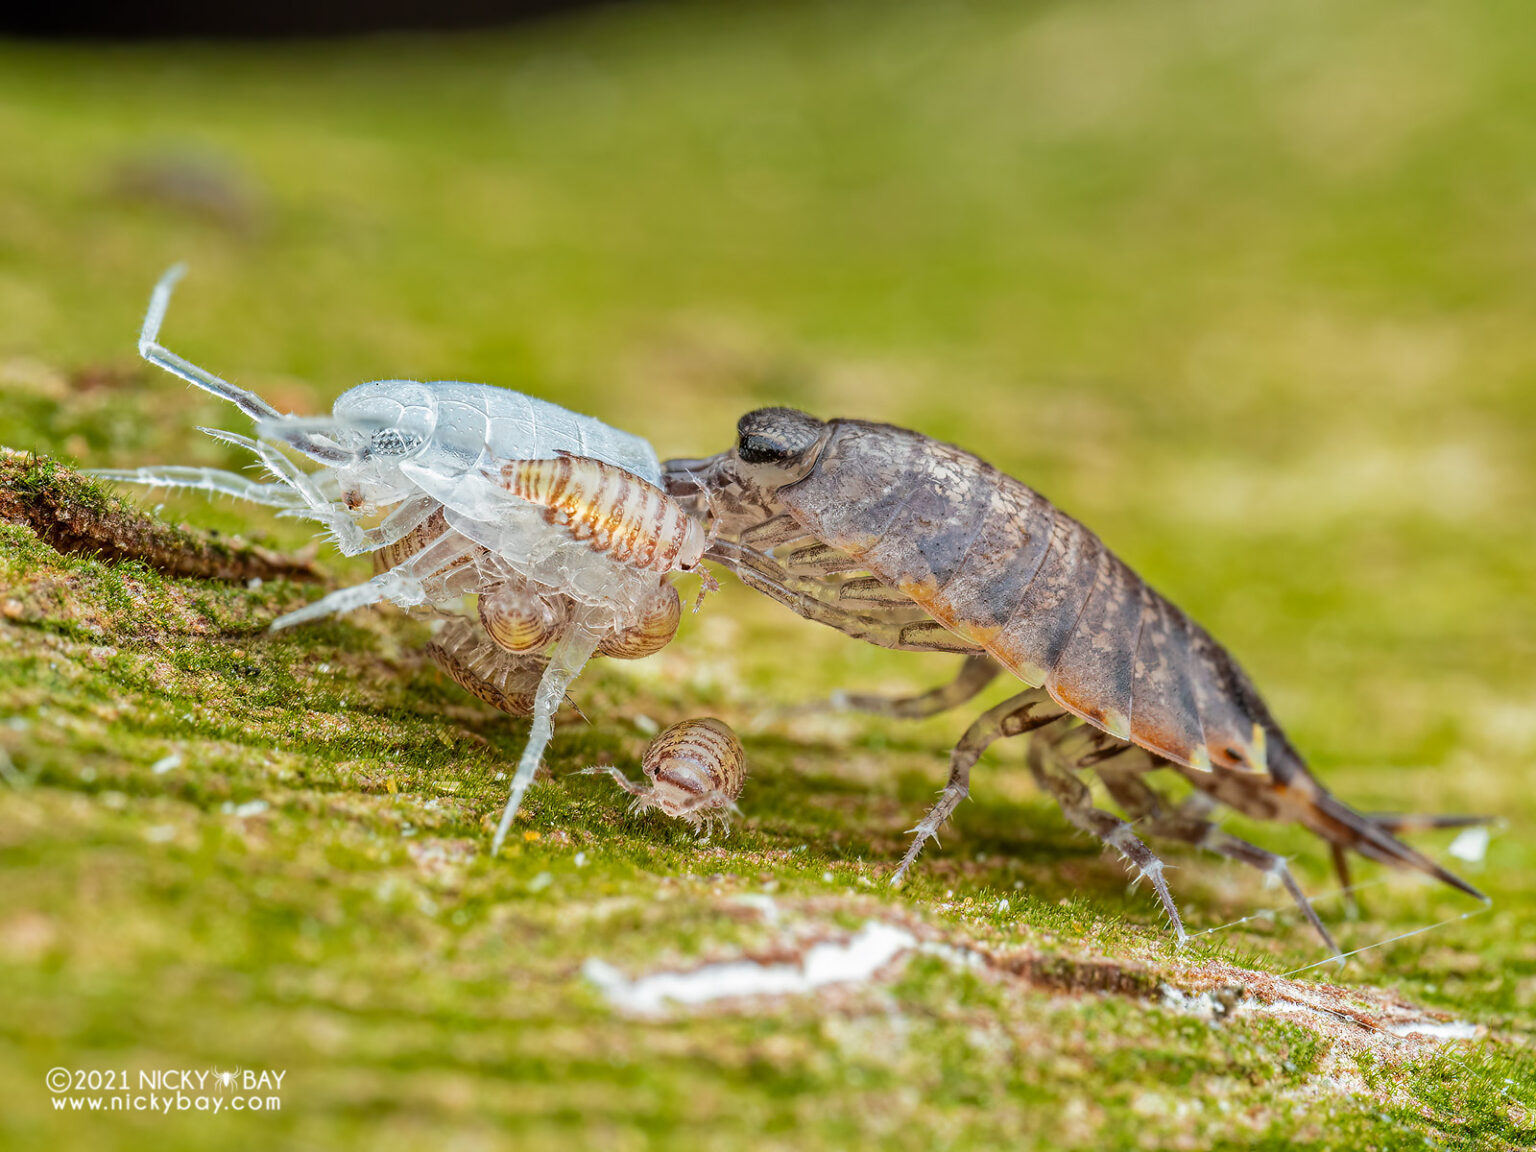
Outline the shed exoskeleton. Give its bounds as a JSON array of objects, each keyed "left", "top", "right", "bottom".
[
  {"left": 93, "top": 266, "right": 709, "bottom": 853},
  {"left": 663, "top": 407, "right": 1485, "bottom": 949}
]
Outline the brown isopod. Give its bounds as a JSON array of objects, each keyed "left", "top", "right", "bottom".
[
  {"left": 581, "top": 717, "right": 746, "bottom": 836},
  {"left": 597, "top": 581, "right": 682, "bottom": 660},
  {"left": 663, "top": 408, "right": 1486, "bottom": 950}
]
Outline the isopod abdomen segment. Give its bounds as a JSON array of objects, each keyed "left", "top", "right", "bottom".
[{"left": 582, "top": 717, "right": 746, "bottom": 836}]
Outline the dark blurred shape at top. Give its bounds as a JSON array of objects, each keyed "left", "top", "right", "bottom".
[{"left": 4, "top": 0, "right": 625, "bottom": 39}]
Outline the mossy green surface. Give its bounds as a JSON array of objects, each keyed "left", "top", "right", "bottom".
[{"left": 1, "top": 1, "right": 1533, "bottom": 1148}]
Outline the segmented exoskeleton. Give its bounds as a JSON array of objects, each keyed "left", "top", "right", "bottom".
[
  {"left": 499, "top": 452, "right": 714, "bottom": 581},
  {"left": 663, "top": 408, "right": 1485, "bottom": 948},
  {"left": 92, "top": 267, "right": 706, "bottom": 853},
  {"left": 582, "top": 717, "right": 746, "bottom": 837}
]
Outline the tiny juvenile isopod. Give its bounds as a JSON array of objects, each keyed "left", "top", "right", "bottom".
[
  {"left": 597, "top": 582, "right": 682, "bottom": 660},
  {"left": 498, "top": 451, "right": 717, "bottom": 590},
  {"left": 582, "top": 717, "right": 746, "bottom": 836},
  {"left": 479, "top": 580, "right": 572, "bottom": 654}
]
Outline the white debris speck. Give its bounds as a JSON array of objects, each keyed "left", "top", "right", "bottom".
[
  {"left": 821, "top": 871, "right": 834, "bottom": 883},
  {"left": 996, "top": 898, "right": 1009, "bottom": 914},
  {"left": 529, "top": 871, "right": 554, "bottom": 893},
  {"left": 246, "top": 577, "right": 263, "bottom": 590},
  {"left": 632, "top": 714, "right": 660, "bottom": 737},
  {"left": 573, "top": 852, "right": 587, "bottom": 868},
  {"left": 1383, "top": 1018, "right": 1481, "bottom": 1041},
  {"left": 151, "top": 752, "right": 182, "bottom": 775},
  {"left": 732, "top": 894, "right": 780, "bottom": 924},
  {"left": 1448, "top": 826, "right": 1490, "bottom": 864},
  {"left": 584, "top": 921, "right": 917, "bottom": 1016},
  {"left": 316, "top": 663, "right": 331, "bottom": 674},
  {"left": 231, "top": 800, "right": 268, "bottom": 818}
]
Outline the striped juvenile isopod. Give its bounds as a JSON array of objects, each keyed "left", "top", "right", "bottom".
[
  {"left": 425, "top": 616, "right": 547, "bottom": 718},
  {"left": 479, "top": 580, "right": 573, "bottom": 654},
  {"left": 498, "top": 451, "right": 717, "bottom": 595},
  {"left": 662, "top": 408, "right": 1486, "bottom": 950},
  {"left": 597, "top": 581, "right": 682, "bottom": 660},
  {"left": 582, "top": 717, "right": 746, "bottom": 836}
]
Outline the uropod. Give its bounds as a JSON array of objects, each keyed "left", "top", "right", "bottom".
[
  {"left": 94, "top": 267, "right": 712, "bottom": 851},
  {"left": 663, "top": 408, "right": 1486, "bottom": 949}
]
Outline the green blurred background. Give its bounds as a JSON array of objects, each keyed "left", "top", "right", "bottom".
[{"left": 1, "top": 1, "right": 1533, "bottom": 1148}]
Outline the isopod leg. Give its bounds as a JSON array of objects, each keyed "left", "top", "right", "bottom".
[
  {"left": 715, "top": 542, "right": 980, "bottom": 654},
  {"left": 577, "top": 765, "right": 650, "bottom": 798},
  {"left": 138, "top": 265, "right": 348, "bottom": 464},
  {"left": 199, "top": 426, "right": 372, "bottom": 553},
  {"left": 1026, "top": 737, "right": 1188, "bottom": 944},
  {"left": 889, "top": 687, "right": 1060, "bottom": 886},
  {"left": 738, "top": 516, "right": 808, "bottom": 548},
  {"left": 88, "top": 465, "right": 306, "bottom": 508},
  {"left": 1329, "top": 845, "right": 1357, "bottom": 917},
  {"left": 491, "top": 616, "right": 604, "bottom": 855},
  {"left": 1097, "top": 768, "right": 1340, "bottom": 953},
  {"left": 270, "top": 529, "right": 486, "bottom": 630},
  {"left": 834, "top": 654, "right": 1002, "bottom": 720},
  {"left": 780, "top": 541, "right": 868, "bottom": 576}
]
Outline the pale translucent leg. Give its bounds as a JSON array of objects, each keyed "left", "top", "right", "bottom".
[
  {"left": 270, "top": 528, "right": 485, "bottom": 630},
  {"left": 362, "top": 493, "right": 441, "bottom": 551},
  {"left": 87, "top": 465, "right": 306, "bottom": 508},
  {"left": 199, "top": 427, "right": 371, "bottom": 555},
  {"left": 203, "top": 427, "right": 439, "bottom": 556},
  {"left": 890, "top": 688, "right": 1062, "bottom": 884},
  {"left": 137, "top": 265, "right": 348, "bottom": 464},
  {"left": 491, "top": 611, "right": 603, "bottom": 854}
]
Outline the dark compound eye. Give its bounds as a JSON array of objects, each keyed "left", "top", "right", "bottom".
[{"left": 736, "top": 407, "right": 825, "bottom": 465}]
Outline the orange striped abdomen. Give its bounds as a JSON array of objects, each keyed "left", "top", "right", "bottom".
[{"left": 500, "top": 452, "right": 706, "bottom": 574}]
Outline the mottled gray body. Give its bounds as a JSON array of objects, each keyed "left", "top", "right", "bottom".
[{"left": 664, "top": 407, "right": 1482, "bottom": 948}]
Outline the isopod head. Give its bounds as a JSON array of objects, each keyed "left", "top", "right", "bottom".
[
  {"left": 479, "top": 582, "right": 571, "bottom": 653},
  {"left": 260, "top": 380, "right": 442, "bottom": 512},
  {"left": 733, "top": 408, "right": 828, "bottom": 483},
  {"left": 598, "top": 581, "right": 682, "bottom": 660}
]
